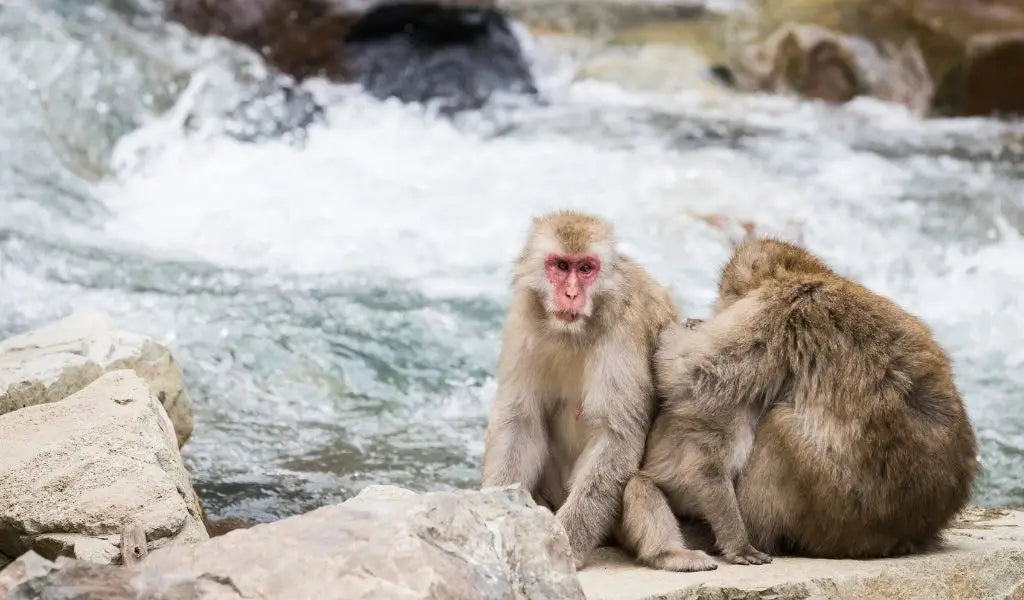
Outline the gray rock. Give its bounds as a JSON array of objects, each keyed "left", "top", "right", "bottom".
[
  {"left": 6, "top": 486, "right": 584, "bottom": 599},
  {"left": 0, "top": 552, "right": 58, "bottom": 599},
  {"left": 0, "top": 309, "right": 193, "bottom": 446},
  {"left": 0, "top": 371, "right": 208, "bottom": 564}
]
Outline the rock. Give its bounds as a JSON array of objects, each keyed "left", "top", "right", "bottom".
[
  {"left": 0, "top": 309, "right": 193, "bottom": 446},
  {"left": 169, "top": 0, "right": 536, "bottom": 112},
  {"left": 0, "top": 371, "right": 208, "bottom": 564},
  {"left": 953, "top": 33, "right": 1024, "bottom": 116},
  {"left": 0, "top": 552, "right": 58, "bottom": 599},
  {"left": 203, "top": 517, "right": 259, "bottom": 538},
  {"left": 5, "top": 486, "right": 584, "bottom": 599},
  {"left": 725, "top": 0, "right": 1024, "bottom": 116},
  {"left": 343, "top": 2, "right": 537, "bottom": 112},
  {"left": 498, "top": 0, "right": 704, "bottom": 36},
  {"left": 578, "top": 507, "right": 1024, "bottom": 600},
  {"left": 220, "top": 74, "right": 324, "bottom": 144},
  {"left": 578, "top": 44, "right": 728, "bottom": 96},
  {"left": 732, "top": 21, "right": 934, "bottom": 113},
  {"left": 575, "top": 14, "right": 735, "bottom": 97},
  {"left": 169, "top": 0, "right": 357, "bottom": 80}
]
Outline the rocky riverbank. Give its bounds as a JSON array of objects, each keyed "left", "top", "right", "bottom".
[{"left": 1, "top": 311, "right": 1023, "bottom": 598}]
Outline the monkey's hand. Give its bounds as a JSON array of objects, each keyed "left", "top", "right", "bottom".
[
  {"left": 682, "top": 318, "right": 704, "bottom": 330},
  {"left": 556, "top": 509, "right": 590, "bottom": 570},
  {"left": 722, "top": 545, "right": 773, "bottom": 565}
]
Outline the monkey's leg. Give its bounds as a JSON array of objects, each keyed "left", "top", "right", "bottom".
[
  {"left": 686, "top": 471, "right": 772, "bottom": 565},
  {"left": 735, "top": 414, "right": 804, "bottom": 555},
  {"left": 620, "top": 473, "right": 717, "bottom": 572}
]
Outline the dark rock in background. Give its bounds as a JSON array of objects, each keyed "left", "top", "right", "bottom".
[
  {"left": 168, "top": 0, "right": 536, "bottom": 112},
  {"left": 344, "top": 3, "right": 536, "bottom": 111},
  {"left": 222, "top": 75, "right": 325, "bottom": 142},
  {"left": 168, "top": 0, "right": 355, "bottom": 79}
]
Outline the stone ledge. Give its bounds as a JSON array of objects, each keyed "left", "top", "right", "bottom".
[{"left": 578, "top": 508, "right": 1024, "bottom": 599}]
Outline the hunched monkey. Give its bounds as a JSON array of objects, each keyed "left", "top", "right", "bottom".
[
  {"left": 481, "top": 211, "right": 704, "bottom": 569},
  {"left": 622, "top": 238, "right": 978, "bottom": 570}
]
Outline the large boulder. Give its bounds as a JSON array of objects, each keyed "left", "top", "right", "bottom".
[
  {"left": 0, "top": 309, "right": 193, "bottom": 446},
  {"left": 2, "top": 486, "right": 584, "bottom": 599},
  {"left": 343, "top": 2, "right": 537, "bottom": 112},
  {"left": 0, "top": 371, "right": 208, "bottom": 565},
  {"left": 168, "top": 0, "right": 537, "bottom": 112}
]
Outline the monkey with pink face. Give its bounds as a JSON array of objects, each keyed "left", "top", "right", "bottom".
[{"left": 482, "top": 211, "right": 713, "bottom": 571}]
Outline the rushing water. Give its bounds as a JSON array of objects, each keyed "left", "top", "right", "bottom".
[{"left": 2, "top": 1, "right": 1023, "bottom": 521}]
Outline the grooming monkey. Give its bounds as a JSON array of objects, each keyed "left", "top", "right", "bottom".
[
  {"left": 622, "top": 238, "right": 978, "bottom": 570},
  {"left": 482, "top": 211, "right": 695, "bottom": 569}
]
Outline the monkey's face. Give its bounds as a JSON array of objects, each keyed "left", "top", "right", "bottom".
[{"left": 542, "top": 252, "right": 601, "bottom": 333}]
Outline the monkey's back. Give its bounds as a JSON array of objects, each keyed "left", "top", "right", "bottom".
[{"left": 744, "top": 272, "right": 978, "bottom": 558}]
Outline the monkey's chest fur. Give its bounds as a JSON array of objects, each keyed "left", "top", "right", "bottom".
[{"left": 532, "top": 343, "right": 595, "bottom": 505}]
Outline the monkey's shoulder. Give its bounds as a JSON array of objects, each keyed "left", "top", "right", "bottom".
[
  {"left": 759, "top": 274, "right": 950, "bottom": 369},
  {"left": 613, "top": 256, "right": 678, "bottom": 334}
]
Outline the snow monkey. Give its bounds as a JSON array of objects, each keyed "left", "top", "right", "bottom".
[
  {"left": 481, "top": 211, "right": 680, "bottom": 569},
  {"left": 621, "top": 238, "right": 978, "bottom": 570}
]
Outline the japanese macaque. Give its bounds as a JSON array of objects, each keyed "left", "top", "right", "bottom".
[
  {"left": 621, "top": 238, "right": 978, "bottom": 570},
  {"left": 481, "top": 211, "right": 679, "bottom": 569}
]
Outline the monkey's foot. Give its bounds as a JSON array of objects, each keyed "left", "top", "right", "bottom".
[
  {"left": 722, "top": 545, "right": 772, "bottom": 565},
  {"left": 648, "top": 549, "right": 718, "bottom": 572},
  {"left": 570, "top": 549, "right": 588, "bottom": 571}
]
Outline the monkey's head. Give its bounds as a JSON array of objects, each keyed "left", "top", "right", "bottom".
[
  {"left": 716, "top": 238, "right": 831, "bottom": 311},
  {"left": 515, "top": 211, "right": 618, "bottom": 335}
]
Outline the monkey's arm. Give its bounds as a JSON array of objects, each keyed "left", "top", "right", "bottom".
[
  {"left": 481, "top": 370, "right": 548, "bottom": 492},
  {"left": 557, "top": 344, "right": 652, "bottom": 566}
]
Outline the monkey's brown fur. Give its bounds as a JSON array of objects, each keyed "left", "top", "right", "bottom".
[
  {"left": 621, "top": 238, "right": 978, "bottom": 570},
  {"left": 482, "top": 211, "right": 696, "bottom": 569}
]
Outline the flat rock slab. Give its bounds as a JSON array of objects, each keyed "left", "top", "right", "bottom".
[
  {"left": 579, "top": 508, "right": 1024, "bottom": 599},
  {"left": 0, "top": 370, "right": 207, "bottom": 564},
  {"left": 0, "top": 309, "right": 193, "bottom": 446}
]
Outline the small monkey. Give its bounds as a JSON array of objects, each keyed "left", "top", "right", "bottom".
[
  {"left": 481, "top": 211, "right": 698, "bottom": 569},
  {"left": 622, "top": 238, "right": 977, "bottom": 570}
]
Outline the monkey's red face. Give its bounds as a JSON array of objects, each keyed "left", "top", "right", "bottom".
[{"left": 544, "top": 253, "right": 601, "bottom": 324}]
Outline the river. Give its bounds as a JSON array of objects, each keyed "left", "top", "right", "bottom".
[{"left": 1, "top": 0, "right": 1022, "bottom": 521}]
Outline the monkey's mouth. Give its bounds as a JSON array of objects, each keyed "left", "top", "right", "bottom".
[{"left": 553, "top": 310, "right": 582, "bottom": 323}]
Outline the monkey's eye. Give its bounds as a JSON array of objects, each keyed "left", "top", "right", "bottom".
[
  {"left": 579, "top": 263, "right": 592, "bottom": 274},
  {"left": 557, "top": 260, "right": 570, "bottom": 271}
]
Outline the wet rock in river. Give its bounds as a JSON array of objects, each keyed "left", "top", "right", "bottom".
[
  {"left": 222, "top": 74, "right": 325, "bottom": 143},
  {"left": 0, "top": 309, "right": 194, "bottom": 447},
  {"left": 0, "top": 371, "right": 207, "bottom": 565},
  {"left": 168, "top": 0, "right": 355, "bottom": 79},
  {"left": 169, "top": 0, "right": 536, "bottom": 112},
  {"left": 3, "top": 486, "right": 583, "bottom": 599},
  {"left": 344, "top": 3, "right": 537, "bottom": 111},
  {"left": 950, "top": 33, "right": 1024, "bottom": 116}
]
